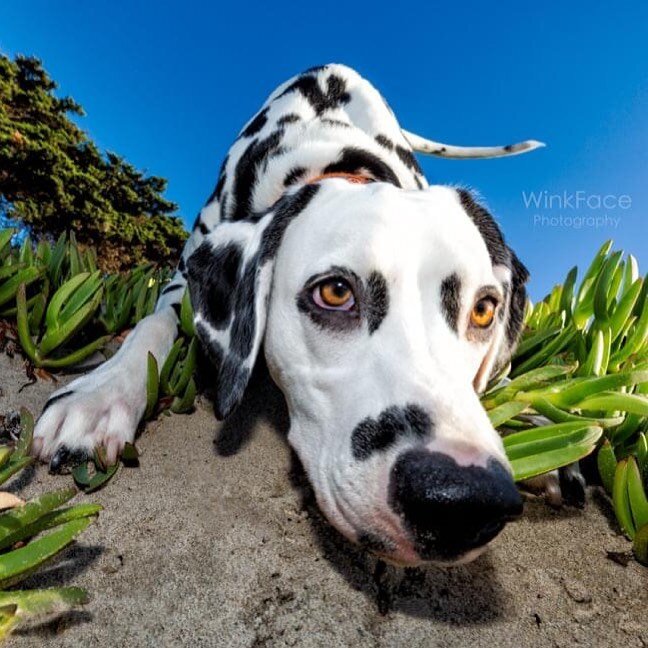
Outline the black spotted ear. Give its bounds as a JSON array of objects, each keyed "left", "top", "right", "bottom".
[
  {"left": 505, "top": 248, "right": 530, "bottom": 351},
  {"left": 457, "top": 189, "right": 530, "bottom": 385},
  {"left": 186, "top": 183, "right": 320, "bottom": 419}
]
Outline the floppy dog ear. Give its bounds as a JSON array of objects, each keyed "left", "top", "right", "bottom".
[
  {"left": 458, "top": 189, "right": 529, "bottom": 390},
  {"left": 186, "top": 184, "right": 320, "bottom": 419}
]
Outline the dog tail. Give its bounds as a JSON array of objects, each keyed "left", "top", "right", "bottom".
[{"left": 401, "top": 129, "right": 545, "bottom": 159}]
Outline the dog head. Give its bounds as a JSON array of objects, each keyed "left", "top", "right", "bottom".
[{"left": 187, "top": 180, "right": 527, "bottom": 566}]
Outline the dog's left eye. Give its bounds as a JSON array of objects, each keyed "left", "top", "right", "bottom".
[
  {"left": 312, "top": 279, "right": 356, "bottom": 310},
  {"left": 470, "top": 297, "right": 497, "bottom": 328}
]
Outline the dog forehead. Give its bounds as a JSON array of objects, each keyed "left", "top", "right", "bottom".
[{"left": 274, "top": 181, "right": 495, "bottom": 283}]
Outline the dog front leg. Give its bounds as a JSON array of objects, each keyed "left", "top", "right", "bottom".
[{"left": 32, "top": 305, "right": 179, "bottom": 471}]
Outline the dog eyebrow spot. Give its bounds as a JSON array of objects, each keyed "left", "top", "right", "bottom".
[
  {"left": 283, "top": 166, "right": 307, "bottom": 187},
  {"left": 323, "top": 147, "right": 402, "bottom": 187},
  {"left": 440, "top": 273, "right": 462, "bottom": 333},
  {"left": 374, "top": 134, "right": 394, "bottom": 150},
  {"left": 351, "top": 405, "right": 432, "bottom": 461},
  {"left": 277, "top": 113, "right": 301, "bottom": 125},
  {"left": 161, "top": 283, "right": 183, "bottom": 296},
  {"left": 366, "top": 271, "right": 389, "bottom": 334},
  {"left": 239, "top": 107, "right": 269, "bottom": 139}
]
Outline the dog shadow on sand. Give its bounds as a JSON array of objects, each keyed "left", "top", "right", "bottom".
[{"left": 211, "top": 359, "right": 511, "bottom": 624}]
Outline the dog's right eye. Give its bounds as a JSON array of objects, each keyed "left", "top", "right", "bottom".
[{"left": 312, "top": 279, "right": 356, "bottom": 311}]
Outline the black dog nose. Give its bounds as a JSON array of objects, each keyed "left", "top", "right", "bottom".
[{"left": 389, "top": 449, "right": 523, "bottom": 560}]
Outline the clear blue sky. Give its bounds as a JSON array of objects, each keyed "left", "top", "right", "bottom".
[{"left": 2, "top": 1, "right": 647, "bottom": 299}]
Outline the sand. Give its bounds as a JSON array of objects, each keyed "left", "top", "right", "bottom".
[{"left": 0, "top": 351, "right": 646, "bottom": 647}]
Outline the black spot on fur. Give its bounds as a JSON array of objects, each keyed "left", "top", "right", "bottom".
[
  {"left": 366, "top": 271, "right": 389, "bottom": 334},
  {"left": 324, "top": 147, "right": 401, "bottom": 187},
  {"left": 259, "top": 183, "right": 320, "bottom": 262},
  {"left": 196, "top": 220, "right": 209, "bottom": 235},
  {"left": 458, "top": 190, "right": 510, "bottom": 266},
  {"left": 499, "top": 282, "right": 510, "bottom": 322},
  {"left": 214, "top": 355, "right": 250, "bottom": 420},
  {"left": 220, "top": 192, "right": 229, "bottom": 221},
  {"left": 229, "top": 254, "right": 259, "bottom": 359},
  {"left": 375, "top": 134, "right": 394, "bottom": 150},
  {"left": 278, "top": 73, "right": 351, "bottom": 115},
  {"left": 240, "top": 107, "right": 269, "bottom": 138},
  {"left": 178, "top": 257, "right": 186, "bottom": 274},
  {"left": 351, "top": 405, "right": 432, "bottom": 461},
  {"left": 187, "top": 242, "right": 242, "bottom": 331},
  {"left": 42, "top": 391, "right": 74, "bottom": 414},
  {"left": 161, "top": 283, "right": 183, "bottom": 296},
  {"left": 213, "top": 175, "right": 226, "bottom": 201},
  {"left": 269, "top": 146, "right": 288, "bottom": 159},
  {"left": 283, "top": 166, "right": 307, "bottom": 187},
  {"left": 231, "top": 130, "right": 285, "bottom": 221},
  {"left": 321, "top": 118, "right": 350, "bottom": 127},
  {"left": 395, "top": 145, "right": 423, "bottom": 175},
  {"left": 507, "top": 252, "right": 529, "bottom": 346},
  {"left": 440, "top": 273, "right": 461, "bottom": 333},
  {"left": 195, "top": 322, "right": 224, "bottom": 368},
  {"left": 277, "top": 113, "right": 301, "bottom": 125}
]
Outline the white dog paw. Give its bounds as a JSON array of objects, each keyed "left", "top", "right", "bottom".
[{"left": 32, "top": 370, "right": 145, "bottom": 472}]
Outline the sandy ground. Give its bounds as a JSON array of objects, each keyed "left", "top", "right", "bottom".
[{"left": 0, "top": 351, "right": 647, "bottom": 648}]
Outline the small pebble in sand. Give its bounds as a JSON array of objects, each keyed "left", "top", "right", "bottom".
[{"left": 561, "top": 577, "right": 592, "bottom": 603}]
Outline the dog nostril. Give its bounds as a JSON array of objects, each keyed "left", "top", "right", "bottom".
[{"left": 388, "top": 449, "right": 522, "bottom": 560}]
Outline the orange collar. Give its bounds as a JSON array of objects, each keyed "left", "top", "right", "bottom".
[{"left": 307, "top": 172, "right": 374, "bottom": 185}]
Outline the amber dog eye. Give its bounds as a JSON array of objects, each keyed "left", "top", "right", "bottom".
[
  {"left": 313, "top": 279, "right": 355, "bottom": 311},
  {"left": 471, "top": 297, "right": 496, "bottom": 328}
]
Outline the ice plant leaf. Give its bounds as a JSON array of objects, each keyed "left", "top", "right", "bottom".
[
  {"left": 0, "top": 488, "right": 77, "bottom": 550},
  {"left": 627, "top": 456, "right": 648, "bottom": 531},
  {"left": 0, "top": 266, "right": 43, "bottom": 308},
  {"left": 597, "top": 440, "right": 617, "bottom": 495},
  {"left": 633, "top": 524, "right": 648, "bottom": 565},
  {"left": 15, "top": 284, "right": 38, "bottom": 364},
  {"left": 487, "top": 401, "right": 527, "bottom": 428},
  {"left": 0, "top": 504, "right": 102, "bottom": 552},
  {"left": 180, "top": 288, "right": 195, "bottom": 337},
  {"left": 16, "top": 408, "right": 35, "bottom": 458},
  {"left": 44, "top": 272, "right": 89, "bottom": 332},
  {"left": 0, "top": 587, "right": 89, "bottom": 618},
  {"left": 39, "top": 286, "right": 104, "bottom": 356},
  {"left": 613, "top": 459, "right": 635, "bottom": 539},
  {"left": 0, "top": 517, "right": 96, "bottom": 588}
]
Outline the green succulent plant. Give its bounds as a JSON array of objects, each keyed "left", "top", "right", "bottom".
[
  {"left": 0, "top": 409, "right": 99, "bottom": 641},
  {"left": 1, "top": 227, "right": 647, "bottom": 564},
  {"left": 483, "top": 241, "right": 648, "bottom": 563}
]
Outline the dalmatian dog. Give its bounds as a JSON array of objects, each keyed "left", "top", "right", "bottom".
[{"left": 32, "top": 64, "right": 545, "bottom": 566}]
